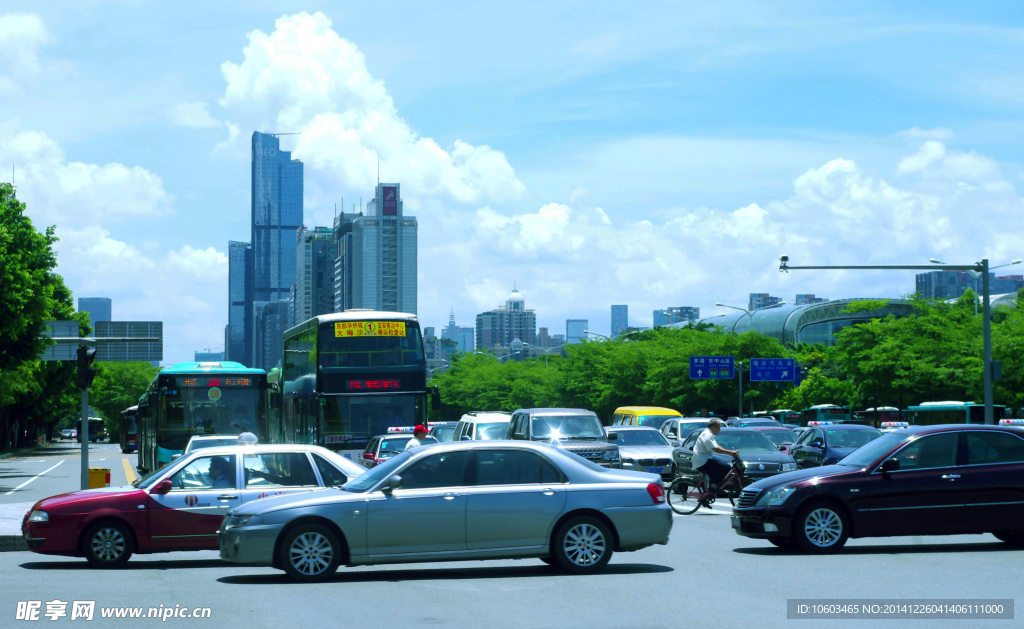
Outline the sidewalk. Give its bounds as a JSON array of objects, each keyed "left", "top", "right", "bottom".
[
  {"left": 0, "top": 442, "right": 48, "bottom": 461},
  {"left": 0, "top": 502, "right": 31, "bottom": 552}
]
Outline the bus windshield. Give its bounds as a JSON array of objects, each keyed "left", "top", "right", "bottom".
[
  {"left": 319, "top": 321, "right": 424, "bottom": 368},
  {"left": 160, "top": 375, "right": 262, "bottom": 450},
  {"left": 318, "top": 394, "right": 425, "bottom": 448}
]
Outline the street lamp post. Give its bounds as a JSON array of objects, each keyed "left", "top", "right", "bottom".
[
  {"left": 713, "top": 301, "right": 786, "bottom": 419},
  {"left": 523, "top": 343, "right": 562, "bottom": 369},
  {"left": 780, "top": 256, "right": 1001, "bottom": 424},
  {"left": 930, "top": 258, "right": 1021, "bottom": 317},
  {"left": 582, "top": 330, "right": 610, "bottom": 341}
]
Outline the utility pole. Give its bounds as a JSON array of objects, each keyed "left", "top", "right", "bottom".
[
  {"left": 77, "top": 346, "right": 98, "bottom": 489},
  {"left": 737, "top": 362, "right": 743, "bottom": 418}
]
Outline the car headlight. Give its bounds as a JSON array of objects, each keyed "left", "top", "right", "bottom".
[
  {"left": 755, "top": 486, "right": 796, "bottom": 506},
  {"left": 602, "top": 450, "right": 618, "bottom": 461},
  {"left": 233, "top": 515, "right": 262, "bottom": 528},
  {"left": 28, "top": 510, "right": 48, "bottom": 523},
  {"left": 782, "top": 463, "right": 798, "bottom": 472},
  {"left": 621, "top": 458, "right": 636, "bottom": 467}
]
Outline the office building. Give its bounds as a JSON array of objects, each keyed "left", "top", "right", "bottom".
[
  {"left": 611, "top": 305, "right": 628, "bottom": 337},
  {"left": 749, "top": 293, "right": 783, "bottom": 311},
  {"left": 252, "top": 132, "right": 303, "bottom": 306},
  {"left": 294, "top": 226, "right": 336, "bottom": 324},
  {"left": 336, "top": 184, "right": 417, "bottom": 313},
  {"left": 442, "top": 310, "right": 475, "bottom": 353},
  {"left": 253, "top": 300, "right": 289, "bottom": 371},
  {"left": 475, "top": 288, "right": 537, "bottom": 349},
  {"left": 537, "top": 327, "right": 563, "bottom": 349},
  {"left": 917, "top": 270, "right": 1024, "bottom": 300},
  {"left": 226, "top": 241, "right": 253, "bottom": 366},
  {"left": 795, "top": 294, "right": 828, "bottom": 306},
  {"left": 332, "top": 210, "right": 361, "bottom": 311},
  {"left": 566, "top": 319, "right": 588, "bottom": 344},
  {"left": 77, "top": 298, "right": 112, "bottom": 324},
  {"left": 654, "top": 306, "right": 700, "bottom": 327},
  {"left": 194, "top": 351, "right": 224, "bottom": 362},
  {"left": 993, "top": 275, "right": 1024, "bottom": 295}
]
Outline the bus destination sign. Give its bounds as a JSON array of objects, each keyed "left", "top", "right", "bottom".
[
  {"left": 180, "top": 377, "right": 252, "bottom": 387},
  {"left": 335, "top": 321, "right": 407, "bottom": 338},
  {"left": 346, "top": 379, "right": 401, "bottom": 391}
]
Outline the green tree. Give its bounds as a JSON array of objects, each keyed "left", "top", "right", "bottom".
[{"left": 90, "top": 362, "right": 160, "bottom": 441}]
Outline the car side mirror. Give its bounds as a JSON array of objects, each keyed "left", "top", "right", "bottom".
[
  {"left": 778, "top": 445, "right": 787, "bottom": 451},
  {"left": 810, "top": 441, "right": 822, "bottom": 448},
  {"left": 382, "top": 475, "right": 403, "bottom": 494},
  {"left": 171, "top": 453, "right": 181, "bottom": 461},
  {"left": 880, "top": 458, "right": 900, "bottom": 473},
  {"left": 362, "top": 452, "right": 375, "bottom": 460},
  {"left": 149, "top": 479, "right": 172, "bottom": 495},
  {"left": 607, "top": 432, "right": 618, "bottom": 441}
]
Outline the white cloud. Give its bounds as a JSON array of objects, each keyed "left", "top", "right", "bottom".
[
  {"left": 170, "top": 101, "right": 222, "bottom": 129},
  {"left": 0, "top": 13, "right": 50, "bottom": 93},
  {"left": 898, "top": 126, "right": 955, "bottom": 140},
  {"left": 896, "top": 141, "right": 946, "bottom": 175},
  {"left": 217, "top": 11, "right": 526, "bottom": 204},
  {"left": 165, "top": 245, "right": 228, "bottom": 280}
]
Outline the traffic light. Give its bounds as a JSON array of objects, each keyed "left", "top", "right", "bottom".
[{"left": 77, "top": 346, "right": 98, "bottom": 389}]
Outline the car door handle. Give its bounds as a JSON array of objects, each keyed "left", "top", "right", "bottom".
[
  {"left": 443, "top": 493, "right": 457, "bottom": 500},
  {"left": 539, "top": 488, "right": 556, "bottom": 495},
  {"left": 218, "top": 494, "right": 239, "bottom": 500},
  {"left": 941, "top": 475, "right": 960, "bottom": 480}
]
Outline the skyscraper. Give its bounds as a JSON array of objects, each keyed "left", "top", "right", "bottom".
[
  {"left": 294, "top": 226, "right": 337, "bottom": 324},
  {"left": 77, "top": 297, "right": 112, "bottom": 324},
  {"left": 475, "top": 288, "right": 537, "bottom": 349},
  {"left": 442, "top": 310, "right": 475, "bottom": 353},
  {"left": 795, "top": 294, "right": 828, "bottom": 305},
  {"left": 611, "top": 305, "right": 628, "bottom": 337},
  {"left": 226, "top": 241, "right": 253, "bottom": 366},
  {"left": 251, "top": 132, "right": 303, "bottom": 306},
  {"left": 749, "top": 293, "right": 783, "bottom": 311},
  {"left": 566, "top": 319, "right": 588, "bottom": 344},
  {"left": 332, "top": 210, "right": 361, "bottom": 311},
  {"left": 253, "top": 300, "right": 289, "bottom": 371},
  {"left": 337, "top": 183, "right": 417, "bottom": 313},
  {"left": 654, "top": 306, "right": 700, "bottom": 326}
]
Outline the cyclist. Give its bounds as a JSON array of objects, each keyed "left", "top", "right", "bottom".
[{"left": 692, "top": 418, "right": 739, "bottom": 490}]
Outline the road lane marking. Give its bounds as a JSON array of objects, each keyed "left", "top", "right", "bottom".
[
  {"left": 122, "top": 458, "right": 137, "bottom": 484},
  {"left": 4, "top": 460, "right": 64, "bottom": 496}
]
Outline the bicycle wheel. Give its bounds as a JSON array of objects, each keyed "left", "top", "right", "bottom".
[{"left": 667, "top": 478, "right": 702, "bottom": 515}]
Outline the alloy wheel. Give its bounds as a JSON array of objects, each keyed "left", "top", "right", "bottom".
[
  {"left": 289, "top": 531, "right": 334, "bottom": 576},
  {"left": 91, "top": 527, "right": 126, "bottom": 562},
  {"left": 562, "top": 523, "right": 606, "bottom": 567},
  {"left": 804, "top": 508, "right": 843, "bottom": 547}
]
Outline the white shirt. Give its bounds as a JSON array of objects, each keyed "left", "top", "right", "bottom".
[
  {"left": 404, "top": 437, "right": 422, "bottom": 451},
  {"left": 692, "top": 428, "right": 720, "bottom": 470}
]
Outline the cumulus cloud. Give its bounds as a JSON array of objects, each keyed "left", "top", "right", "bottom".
[
  {"left": 898, "top": 126, "right": 955, "bottom": 140},
  {"left": 217, "top": 11, "right": 526, "bottom": 203},
  {"left": 0, "top": 13, "right": 50, "bottom": 93},
  {"left": 170, "top": 101, "right": 223, "bottom": 129}
]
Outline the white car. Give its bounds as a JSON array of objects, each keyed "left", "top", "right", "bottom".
[{"left": 182, "top": 435, "right": 246, "bottom": 456}]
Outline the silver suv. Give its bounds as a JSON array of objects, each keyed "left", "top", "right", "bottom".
[{"left": 506, "top": 408, "right": 621, "bottom": 468}]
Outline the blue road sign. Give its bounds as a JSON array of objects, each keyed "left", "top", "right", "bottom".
[
  {"left": 689, "top": 356, "right": 735, "bottom": 379},
  {"left": 749, "top": 358, "right": 796, "bottom": 382}
]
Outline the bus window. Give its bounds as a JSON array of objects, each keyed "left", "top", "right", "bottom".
[{"left": 318, "top": 321, "right": 424, "bottom": 369}]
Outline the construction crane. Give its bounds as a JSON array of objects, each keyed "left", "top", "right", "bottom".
[{"left": 267, "top": 132, "right": 300, "bottom": 137}]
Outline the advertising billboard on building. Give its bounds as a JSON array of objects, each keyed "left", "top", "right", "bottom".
[{"left": 382, "top": 186, "right": 398, "bottom": 215}]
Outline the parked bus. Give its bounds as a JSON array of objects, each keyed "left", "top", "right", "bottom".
[
  {"left": 137, "top": 361, "right": 269, "bottom": 472},
  {"left": 798, "top": 404, "right": 852, "bottom": 426},
  {"left": 279, "top": 311, "right": 437, "bottom": 454},
  {"left": 768, "top": 409, "right": 802, "bottom": 425},
  {"left": 907, "top": 401, "right": 1006, "bottom": 426},
  {"left": 119, "top": 406, "right": 138, "bottom": 453},
  {"left": 76, "top": 417, "right": 107, "bottom": 443},
  {"left": 855, "top": 406, "right": 902, "bottom": 428}
]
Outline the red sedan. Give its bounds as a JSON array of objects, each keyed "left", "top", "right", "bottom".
[{"left": 23, "top": 444, "right": 365, "bottom": 567}]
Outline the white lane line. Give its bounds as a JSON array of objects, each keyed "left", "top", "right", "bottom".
[
  {"left": 6, "top": 460, "right": 45, "bottom": 463},
  {"left": 4, "top": 460, "right": 65, "bottom": 496}
]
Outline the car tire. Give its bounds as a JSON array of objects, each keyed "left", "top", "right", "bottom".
[
  {"left": 279, "top": 523, "right": 341, "bottom": 582},
  {"left": 768, "top": 537, "right": 797, "bottom": 549},
  {"left": 539, "top": 556, "right": 557, "bottom": 566},
  {"left": 793, "top": 502, "right": 848, "bottom": 554},
  {"left": 993, "top": 531, "right": 1024, "bottom": 547},
  {"left": 82, "top": 520, "right": 134, "bottom": 568},
  {"left": 552, "top": 516, "right": 614, "bottom": 575}
]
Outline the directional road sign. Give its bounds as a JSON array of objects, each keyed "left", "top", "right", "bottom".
[
  {"left": 689, "top": 356, "right": 735, "bottom": 379},
  {"left": 749, "top": 358, "right": 796, "bottom": 382}
]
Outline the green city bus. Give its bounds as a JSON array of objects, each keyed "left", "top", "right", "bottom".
[
  {"left": 907, "top": 402, "right": 1006, "bottom": 426},
  {"left": 799, "top": 404, "right": 852, "bottom": 426}
]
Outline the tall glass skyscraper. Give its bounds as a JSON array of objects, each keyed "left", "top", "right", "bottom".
[
  {"left": 252, "top": 132, "right": 303, "bottom": 305},
  {"left": 226, "top": 241, "right": 253, "bottom": 366}
]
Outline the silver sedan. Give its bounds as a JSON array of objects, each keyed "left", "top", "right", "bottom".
[{"left": 219, "top": 440, "right": 672, "bottom": 582}]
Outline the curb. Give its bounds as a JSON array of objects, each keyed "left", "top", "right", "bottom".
[
  {"left": 0, "top": 534, "right": 28, "bottom": 552},
  {"left": 0, "top": 443, "right": 49, "bottom": 461}
]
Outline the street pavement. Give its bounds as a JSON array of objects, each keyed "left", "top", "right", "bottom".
[{"left": 1, "top": 448, "right": 1019, "bottom": 629}]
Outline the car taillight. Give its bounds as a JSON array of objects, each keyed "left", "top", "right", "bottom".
[{"left": 646, "top": 483, "right": 665, "bottom": 504}]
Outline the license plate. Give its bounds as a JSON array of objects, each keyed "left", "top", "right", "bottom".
[
  {"left": 646, "top": 466, "right": 664, "bottom": 474},
  {"left": 731, "top": 516, "right": 741, "bottom": 529}
]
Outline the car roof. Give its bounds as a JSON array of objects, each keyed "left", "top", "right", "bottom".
[
  {"left": 718, "top": 427, "right": 761, "bottom": 433},
  {"left": 613, "top": 406, "right": 682, "bottom": 415},
  {"left": 816, "top": 423, "right": 879, "bottom": 430},
  {"left": 516, "top": 408, "right": 596, "bottom": 415},
  {"left": 752, "top": 426, "right": 793, "bottom": 430},
  {"left": 896, "top": 424, "right": 1024, "bottom": 436},
  {"left": 188, "top": 434, "right": 241, "bottom": 441},
  {"left": 430, "top": 421, "right": 458, "bottom": 427},
  {"left": 178, "top": 444, "right": 339, "bottom": 456},
  {"left": 606, "top": 425, "right": 659, "bottom": 431},
  {"left": 459, "top": 412, "right": 512, "bottom": 423}
]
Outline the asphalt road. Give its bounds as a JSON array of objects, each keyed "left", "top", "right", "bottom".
[
  {"left": 3, "top": 485, "right": 1020, "bottom": 628},
  {"left": 0, "top": 441, "right": 137, "bottom": 506}
]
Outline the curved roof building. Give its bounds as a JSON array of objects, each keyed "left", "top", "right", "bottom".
[{"left": 673, "top": 298, "right": 917, "bottom": 347}]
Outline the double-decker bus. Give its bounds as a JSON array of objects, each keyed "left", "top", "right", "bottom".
[
  {"left": 279, "top": 311, "right": 437, "bottom": 455},
  {"left": 907, "top": 401, "right": 1006, "bottom": 426},
  {"left": 799, "top": 404, "right": 852, "bottom": 426},
  {"left": 119, "top": 406, "right": 138, "bottom": 453},
  {"left": 137, "top": 361, "right": 269, "bottom": 472}
]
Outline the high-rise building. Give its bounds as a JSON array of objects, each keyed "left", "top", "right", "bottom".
[
  {"left": 475, "top": 288, "right": 537, "bottom": 349},
  {"left": 442, "top": 310, "right": 475, "bottom": 352},
  {"left": 749, "top": 293, "right": 783, "bottom": 311},
  {"left": 795, "top": 294, "right": 828, "bottom": 305},
  {"left": 332, "top": 210, "right": 361, "bottom": 311},
  {"left": 226, "top": 241, "right": 253, "bottom": 366},
  {"left": 77, "top": 298, "right": 112, "bottom": 324},
  {"left": 916, "top": 271, "right": 976, "bottom": 300},
  {"left": 253, "top": 300, "right": 290, "bottom": 371},
  {"left": 654, "top": 306, "right": 700, "bottom": 327},
  {"left": 194, "top": 351, "right": 224, "bottom": 362},
  {"left": 611, "top": 305, "right": 628, "bottom": 337},
  {"left": 251, "top": 132, "right": 303, "bottom": 306},
  {"left": 538, "top": 327, "right": 558, "bottom": 348},
  {"left": 993, "top": 275, "right": 1024, "bottom": 295},
  {"left": 294, "top": 226, "right": 337, "bottom": 324},
  {"left": 336, "top": 184, "right": 417, "bottom": 313},
  {"left": 566, "top": 319, "right": 588, "bottom": 344}
]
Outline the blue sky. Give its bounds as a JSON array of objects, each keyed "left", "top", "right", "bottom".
[{"left": 1, "top": 1, "right": 1022, "bottom": 362}]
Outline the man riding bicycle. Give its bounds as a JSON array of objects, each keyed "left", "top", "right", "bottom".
[{"left": 692, "top": 418, "right": 739, "bottom": 489}]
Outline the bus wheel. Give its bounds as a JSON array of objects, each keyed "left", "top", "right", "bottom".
[{"left": 83, "top": 521, "right": 134, "bottom": 568}]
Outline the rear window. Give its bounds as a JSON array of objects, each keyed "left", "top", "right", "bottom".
[{"left": 637, "top": 415, "right": 678, "bottom": 428}]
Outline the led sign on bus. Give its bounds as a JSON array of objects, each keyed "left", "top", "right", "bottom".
[
  {"left": 334, "top": 321, "right": 406, "bottom": 338},
  {"left": 179, "top": 377, "right": 252, "bottom": 387},
  {"left": 346, "top": 379, "right": 401, "bottom": 390}
]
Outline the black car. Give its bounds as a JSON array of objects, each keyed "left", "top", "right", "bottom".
[
  {"left": 790, "top": 423, "right": 882, "bottom": 467},
  {"left": 732, "top": 424, "right": 1024, "bottom": 553},
  {"left": 672, "top": 427, "right": 798, "bottom": 484}
]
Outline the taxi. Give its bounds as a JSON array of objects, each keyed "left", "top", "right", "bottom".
[
  {"left": 880, "top": 421, "right": 911, "bottom": 433},
  {"left": 359, "top": 427, "right": 439, "bottom": 469},
  {"left": 22, "top": 438, "right": 366, "bottom": 568},
  {"left": 611, "top": 406, "right": 682, "bottom": 430}
]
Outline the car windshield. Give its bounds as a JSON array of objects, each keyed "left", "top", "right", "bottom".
[
  {"left": 716, "top": 431, "right": 778, "bottom": 453},
  {"left": 609, "top": 430, "right": 669, "bottom": 446},
  {"left": 186, "top": 438, "right": 237, "bottom": 452},
  {"left": 826, "top": 428, "right": 882, "bottom": 449},
  {"left": 837, "top": 431, "right": 907, "bottom": 467},
  {"left": 739, "top": 420, "right": 780, "bottom": 428},
  {"left": 432, "top": 427, "right": 456, "bottom": 442},
  {"left": 343, "top": 451, "right": 413, "bottom": 492},
  {"left": 379, "top": 437, "right": 412, "bottom": 454},
  {"left": 532, "top": 415, "right": 604, "bottom": 440},
  {"left": 758, "top": 429, "right": 797, "bottom": 446},
  {"left": 636, "top": 415, "right": 678, "bottom": 428},
  {"left": 477, "top": 423, "right": 509, "bottom": 440}
]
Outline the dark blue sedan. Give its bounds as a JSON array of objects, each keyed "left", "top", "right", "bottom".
[{"left": 789, "top": 422, "right": 882, "bottom": 467}]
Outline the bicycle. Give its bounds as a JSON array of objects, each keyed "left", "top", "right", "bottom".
[{"left": 667, "top": 457, "right": 746, "bottom": 515}]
